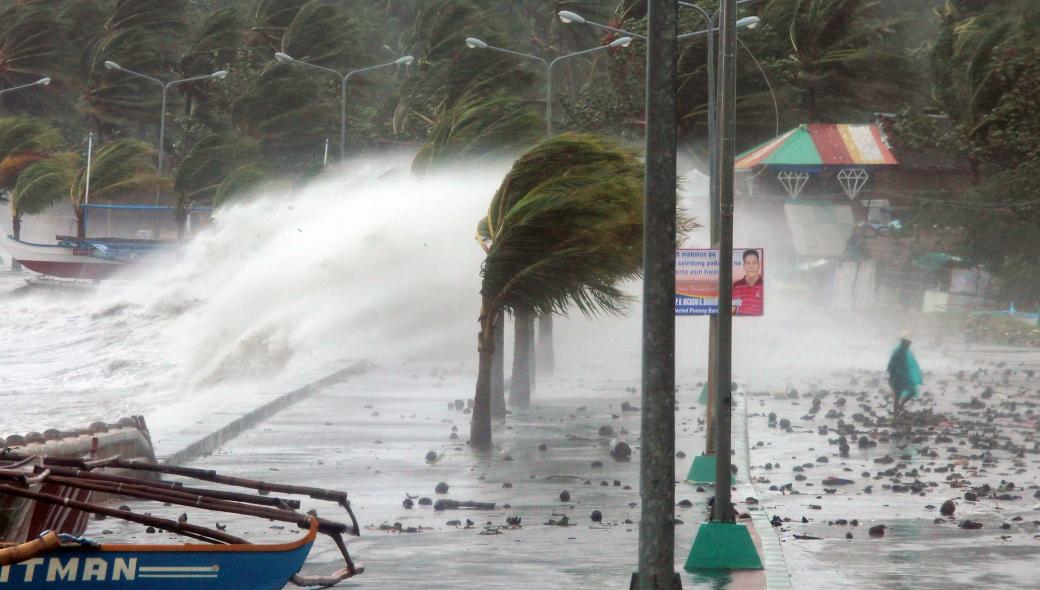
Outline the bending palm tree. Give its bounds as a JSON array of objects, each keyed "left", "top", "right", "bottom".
[
  {"left": 472, "top": 134, "right": 644, "bottom": 449},
  {"left": 68, "top": 139, "right": 165, "bottom": 238}
]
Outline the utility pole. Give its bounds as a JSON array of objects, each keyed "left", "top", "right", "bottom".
[
  {"left": 713, "top": 0, "right": 738, "bottom": 525},
  {"left": 635, "top": 0, "right": 679, "bottom": 588}
]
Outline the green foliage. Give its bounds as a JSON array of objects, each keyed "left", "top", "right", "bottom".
[
  {"left": 69, "top": 138, "right": 164, "bottom": 206},
  {"left": 231, "top": 64, "right": 332, "bottom": 170},
  {"left": 479, "top": 133, "right": 645, "bottom": 318},
  {"left": 174, "top": 132, "right": 258, "bottom": 205},
  {"left": 0, "top": 1, "right": 64, "bottom": 90},
  {"left": 0, "top": 117, "right": 63, "bottom": 189},
  {"left": 411, "top": 93, "right": 543, "bottom": 174},
  {"left": 11, "top": 153, "right": 77, "bottom": 217},
  {"left": 214, "top": 163, "right": 266, "bottom": 206}
]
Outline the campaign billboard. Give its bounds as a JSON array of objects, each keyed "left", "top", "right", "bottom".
[{"left": 675, "top": 248, "right": 764, "bottom": 316}]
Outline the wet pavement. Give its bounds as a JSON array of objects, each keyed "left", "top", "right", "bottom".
[
  {"left": 80, "top": 337, "right": 1040, "bottom": 589},
  {"left": 84, "top": 364, "right": 768, "bottom": 589},
  {"left": 746, "top": 343, "right": 1040, "bottom": 589}
]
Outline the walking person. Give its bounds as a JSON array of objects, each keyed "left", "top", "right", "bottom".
[{"left": 887, "top": 331, "right": 923, "bottom": 415}]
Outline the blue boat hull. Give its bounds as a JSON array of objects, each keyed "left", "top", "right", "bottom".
[{"left": 0, "top": 522, "right": 318, "bottom": 590}]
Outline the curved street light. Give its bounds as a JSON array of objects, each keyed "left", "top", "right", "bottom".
[
  {"left": 0, "top": 77, "right": 51, "bottom": 97},
  {"left": 274, "top": 53, "right": 414, "bottom": 161},
  {"left": 104, "top": 61, "right": 227, "bottom": 196},
  {"left": 464, "top": 37, "right": 632, "bottom": 136}
]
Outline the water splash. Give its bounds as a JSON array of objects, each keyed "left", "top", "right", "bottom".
[{"left": 0, "top": 153, "right": 508, "bottom": 434}]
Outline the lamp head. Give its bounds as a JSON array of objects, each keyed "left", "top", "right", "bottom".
[
  {"left": 465, "top": 37, "right": 487, "bottom": 49},
  {"left": 737, "top": 16, "right": 761, "bottom": 29},
  {"left": 609, "top": 36, "right": 633, "bottom": 48},
  {"left": 558, "top": 10, "right": 585, "bottom": 24},
  {"left": 273, "top": 52, "right": 294, "bottom": 64},
  {"left": 394, "top": 55, "right": 415, "bottom": 66},
  {"left": 103, "top": 61, "right": 121, "bottom": 71},
  {"left": 36, "top": 77, "right": 51, "bottom": 86},
  {"left": 210, "top": 70, "right": 228, "bottom": 80}
]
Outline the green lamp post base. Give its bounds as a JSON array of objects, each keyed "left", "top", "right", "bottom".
[
  {"left": 684, "top": 521, "right": 763, "bottom": 571},
  {"left": 686, "top": 454, "right": 734, "bottom": 484}
]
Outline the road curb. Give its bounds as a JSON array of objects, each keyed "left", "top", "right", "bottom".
[
  {"left": 734, "top": 391, "right": 793, "bottom": 590},
  {"left": 161, "top": 361, "right": 369, "bottom": 466}
]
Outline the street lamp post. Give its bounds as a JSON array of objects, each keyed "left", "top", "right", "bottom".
[
  {"left": 104, "top": 62, "right": 227, "bottom": 200},
  {"left": 0, "top": 77, "right": 51, "bottom": 100},
  {"left": 464, "top": 36, "right": 632, "bottom": 137},
  {"left": 561, "top": 4, "right": 761, "bottom": 460},
  {"left": 273, "top": 53, "right": 414, "bottom": 161}
]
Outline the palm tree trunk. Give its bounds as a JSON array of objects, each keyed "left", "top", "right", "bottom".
[
  {"left": 490, "top": 309, "right": 506, "bottom": 419},
  {"left": 75, "top": 206, "right": 86, "bottom": 238},
  {"left": 471, "top": 305, "right": 496, "bottom": 450},
  {"left": 11, "top": 213, "right": 21, "bottom": 272},
  {"left": 537, "top": 313, "right": 555, "bottom": 376},
  {"left": 175, "top": 204, "right": 188, "bottom": 240},
  {"left": 509, "top": 308, "right": 533, "bottom": 408},
  {"left": 528, "top": 313, "right": 536, "bottom": 391}
]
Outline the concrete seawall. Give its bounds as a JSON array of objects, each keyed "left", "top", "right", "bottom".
[{"left": 161, "top": 361, "right": 369, "bottom": 466}]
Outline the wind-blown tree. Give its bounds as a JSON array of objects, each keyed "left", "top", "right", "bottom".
[
  {"left": 0, "top": 117, "right": 63, "bottom": 195},
  {"left": 411, "top": 92, "right": 543, "bottom": 174},
  {"left": 214, "top": 164, "right": 267, "bottom": 207},
  {"left": 471, "top": 134, "right": 644, "bottom": 449},
  {"left": 0, "top": 1, "right": 63, "bottom": 111},
  {"left": 173, "top": 132, "right": 258, "bottom": 237},
  {"left": 80, "top": 0, "right": 190, "bottom": 130},
  {"left": 232, "top": 64, "right": 332, "bottom": 173},
  {"left": 67, "top": 139, "right": 164, "bottom": 237},
  {"left": 757, "top": 0, "right": 916, "bottom": 122},
  {"left": 10, "top": 153, "right": 78, "bottom": 241}
]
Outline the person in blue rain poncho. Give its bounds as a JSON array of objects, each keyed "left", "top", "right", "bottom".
[{"left": 887, "top": 331, "right": 923, "bottom": 415}]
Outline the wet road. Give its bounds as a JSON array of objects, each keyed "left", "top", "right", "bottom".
[
  {"left": 82, "top": 340, "right": 1040, "bottom": 589},
  {"left": 85, "top": 364, "right": 766, "bottom": 589},
  {"left": 747, "top": 344, "right": 1040, "bottom": 589}
]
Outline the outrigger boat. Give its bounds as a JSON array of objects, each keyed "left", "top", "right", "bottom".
[{"left": 0, "top": 456, "right": 363, "bottom": 589}]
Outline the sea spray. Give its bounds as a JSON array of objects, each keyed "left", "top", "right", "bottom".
[{"left": 0, "top": 154, "right": 509, "bottom": 435}]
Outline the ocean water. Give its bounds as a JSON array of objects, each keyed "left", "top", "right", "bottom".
[{"left": 0, "top": 154, "right": 506, "bottom": 439}]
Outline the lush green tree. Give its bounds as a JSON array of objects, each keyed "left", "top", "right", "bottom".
[
  {"left": 213, "top": 163, "right": 266, "bottom": 206},
  {"left": 10, "top": 152, "right": 77, "bottom": 240},
  {"left": 173, "top": 132, "right": 257, "bottom": 236},
  {"left": 67, "top": 138, "right": 165, "bottom": 236},
  {"left": 471, "top": 134, "right": 644, "bottom": 448},
  {"left": 411, "top": 93, "right": 543, "bottom": 174},
  {"left": 0, "top": 117, "right": 63, "bottom": 191}
]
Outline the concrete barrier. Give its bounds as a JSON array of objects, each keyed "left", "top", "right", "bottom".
[{"left": 162, "top": 361, "right": 369, "bottom": 466}]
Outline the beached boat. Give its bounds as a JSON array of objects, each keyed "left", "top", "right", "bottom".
[
  {"left": 0, "top": 454, "right": 363, "bottom": 588},
  {"left": 2, "top": 203, "right": 210, "bottom": 280},
  {"left": 1, "top": 418, "right": 156, "bottom": 543},
  {"left": 1, "top": 235, "right": 173, "bottom": 281}
]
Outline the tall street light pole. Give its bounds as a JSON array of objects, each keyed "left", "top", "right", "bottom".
[
  {"left": 714, "top": 0, "right": 739, "bottom": 525},
  {"left": 273, "top": 53, "right": 414, "bottom": 162},
  {"left": 562, "top": 6, "right": 760, "bottom": 459},
  {"left": 636, "top": 0, "right": 678, "bottom": 587},
  {"left": 104, "top": 62, "right": 227, "bottom": 204},
  {"left": 464, "top": 36, "right": 632, "bottom": 137}
]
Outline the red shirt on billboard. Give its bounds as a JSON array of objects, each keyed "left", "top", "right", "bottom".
[{"left": 732, "top": 249, "right": 763, "bottom": 316}]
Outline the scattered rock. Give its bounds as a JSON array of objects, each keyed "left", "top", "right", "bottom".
[
  {"left": 940, "top": 500, "right": 956, "bottom": 516},
  {"left": 591, "top": 510, "right": 603, "bottom": 523},
  {"left": 559, "top": 490, "right": 571, "bottom": 502},
  {"left": 435, "top": 482, "right": 449, "bottom": 494}
]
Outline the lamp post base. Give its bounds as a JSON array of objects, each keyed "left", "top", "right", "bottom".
[
  {"left": 629, "top": 572, "right": 683, "bottom": 589},
  {"left": 686, "top": 454, "right": 734, "bottom": 484},
  {"left": 684, "top": 522, "right": 763, "bottom": 571}
]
